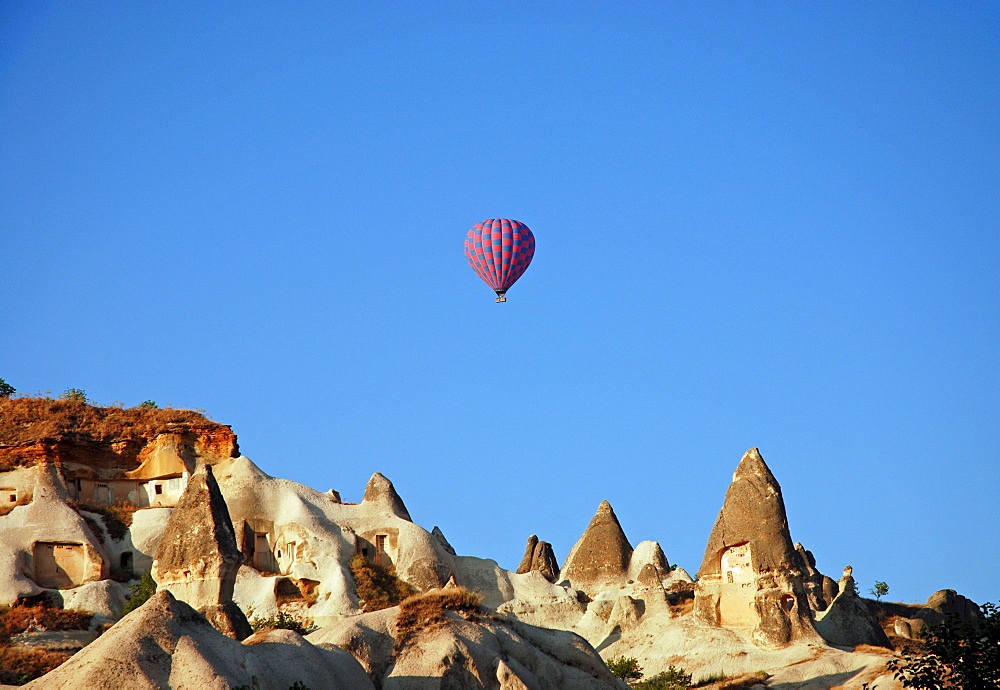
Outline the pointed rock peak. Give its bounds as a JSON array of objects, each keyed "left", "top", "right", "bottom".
[
  {"left": 432, "top": 526, "right": 456, "bottom": 555},
  {"left": 362, "top": 472, "right": 412, "bottom": 521},
  {"left": 697, "top": 447, "right": 798, "bottom": 579},
  {"left": 733, "top": 447, "right": 778, "bottom": 483},
  {"left": 152, "top": 462, "right": 242, "bottom": 610},
  {"left": 517, "top": 535, "right": 539, "bottom": 574},
  {"left": 636, "top": 563, "right": 665, "bottom": 589},
  {"left": 589, "top": 500, "right": 624, "bottom": 529},
  {"left": 559, "top": 501, "right": 633, "bottom": 594}
]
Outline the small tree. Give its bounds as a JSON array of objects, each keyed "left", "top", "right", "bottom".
[
  {"left": 0, "top": 378, "right": 14, "bottom": 398},
  {"left": 888, "top": 602, "right": 999, "bottom": 689},
  {"left": 870, "top": 581, "right": 889, "bottom": 601},
  {"left": 607, "top": 656, "right": 643, "bottom": 683},
  {"left": 60, "top": 388, "right": 87, "bottom": 403},
  {"left": 122, "top": 572, "right": 157, "bottom": 615},
  {"left": 139, "top": 400, "right": 158, "bottom": 409}
]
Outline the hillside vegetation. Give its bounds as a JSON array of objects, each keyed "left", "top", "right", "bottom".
[{"left": 0, "top": 397, "right": 219, "bottom": 446}]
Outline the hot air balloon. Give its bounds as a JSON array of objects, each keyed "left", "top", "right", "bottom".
[{"left": 465, "top": 219, "right": 535, "bottom": 302}]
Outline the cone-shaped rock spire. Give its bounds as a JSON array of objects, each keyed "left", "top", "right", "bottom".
[
  {"left": 152, "top": 464, "right": 247, "bottom": 639},
  {"left": 697, "top": 448, "right": 799, "bottom": 578},
  {"left": 694, "top": 448, "right": 820, "bottom": 648},
  {"left": 361, "top": 472, "right": 412, "bottom": 521},
  {"left": 516, "top": 535, "right": 559, "bottom": 583},
  {"left": 559, "top": 501, "right": 633, "bottom": 594}
]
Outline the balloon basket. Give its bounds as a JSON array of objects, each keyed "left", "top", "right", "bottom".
[{"left": 495, "top": 297, "right": 507, "bottom": 303}]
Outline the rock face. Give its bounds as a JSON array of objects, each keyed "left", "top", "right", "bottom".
[
  {"left": 25, "top": 590, "right": 373, "bottom": 689},
  {"left": 307, "top": 593, "right": 624, "bottom": 689},
  {"left": 361, "top": 472, "right": 412, "bottom": 521},
  {"left": 694, "top": 448, "right": 819, "bottom": 647},
  {"left": 0, "top": 463, "right": 107, "bottom": 604},
  {"left": 925, "top": 589, "right": 982, "bottom": 624},
  {"left": 516, "top": 535, "right": 559, "bottom": 583},
  {"left": 216, "top": 457, "right": 458, "bottom": 623},
  {"left": 560, "top": 501, "right": 633, "bottom": 595},
  {"left": 151, "top": 463, "right": 245, "bottom": 634},
  {"left": 0, "top": 397, "right": 237, "bottom": 477},
  {"left": 793, "top": 541, "right": 836, "bottom": 612}
]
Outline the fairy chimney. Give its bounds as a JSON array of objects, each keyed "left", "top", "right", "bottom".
[
  {"left": 516, "top": 535, "right": 559, "bottom": 583},
  {"left": 361, "top": 472, "right": 412, "bottom": 521},
  {"left": 151, "top": 463, "right": 248, "bottom": 637},
  {"left": 559, "top": 501, "right": 633, "bottom": 595},
  {"left": 694, "top": 448, "right": 819, "bottom": 647}
]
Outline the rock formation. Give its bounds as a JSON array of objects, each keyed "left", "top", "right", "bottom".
[
  {"left": 431, "top": 525, "right": 456, "bottom": 555},
  {"left": 307, "top": 592, "right": 624, "bottom": 688},
  {"left": 627, "top": 541, "right": 671, "bottom": 585},
  {"left": 815, "top": 566, "right": 891, "bottom": 648},
  {"left": 516, "top": 535, "right": 559, "bottom": 583},
  {"left": 0, "top": 399, "right": 980, "bottom": 689},
  {"left": 694, "top": 448, "right": 819, "bottom": 647},
  {"left": 924, "top": 588, "right": 982, "bottom": 623},
  {"left": 361, "top": 472, "right": 412, "bottom": 521},
  {"left": 793, "top": 541, "right": 837, "bottom": 612},
  {"left": 560, "top": 501, "right": 633, "bottom": 595},
  {"left": 25, "top": 590, "right": 373, "bottom": 689},
  {"left": 151, "top": 463, "right": 250, "bottom": 638},
  {"left": 0, "top": 398, "right": 238, "bottom": 510},
  {"left": 0, "top": 463, "right": 107, "bottom": 604},
  {"left": 215, "top": 456, "right": 457, "bottom": 621}
]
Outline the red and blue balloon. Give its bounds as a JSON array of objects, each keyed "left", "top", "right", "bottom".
[{"left": 465, "top": 219, "right": 535, "bottom": 302}]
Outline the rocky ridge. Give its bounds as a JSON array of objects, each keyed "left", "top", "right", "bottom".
[{"left": 0, "top": 400, "right": 986, "bottom": 688}]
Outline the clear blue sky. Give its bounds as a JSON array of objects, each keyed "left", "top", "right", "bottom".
[{"left": 2, "top": 2, "right": 997, "bottom": 606}]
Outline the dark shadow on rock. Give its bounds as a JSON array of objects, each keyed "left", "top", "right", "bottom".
[
  {"left": 769, "top": 668, "right": 863, "bottom": 689},
  {"left": 595, "top": 625, "right": 622, "bottom": 653}
]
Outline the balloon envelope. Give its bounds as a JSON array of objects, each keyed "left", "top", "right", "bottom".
[{"left": 464, "top": 219, "right": 535, "bottom": 298}]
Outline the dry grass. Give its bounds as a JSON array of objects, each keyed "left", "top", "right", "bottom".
[
  {"left": 853, "top": 643, "right": 896, "bottom": 656},
  {"left": 0, "top": 646, "right": 71, "bottom": 685},
  {"left": 68, "top": 499, "right": 136, "bottom": 541},
  {"left": 0, "top": 605, "right": 92, "bottom": 644},
  {"left": 0, "top": 397, "right": 217, "bottom": 447},
  {"left": 349, "top": 554, "right": 416, "bottom": 612},
  {"left": 667, "top": 584, "right": 696, "bottom": 617},
  {"left": 394, "top": 588, "right": 483, "bottom": 649},
  {"left": 695, "top": 670, "right": 770, "bottom": 689}
]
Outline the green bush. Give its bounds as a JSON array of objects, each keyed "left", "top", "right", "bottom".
[
  {"left": 607, "top": 656, "right": 643, "bottom": 682},
  {"left": 250, "top": 610, "right": 308, "bottom": 635},
  {"left": 349, "top": 553, "right": 416, "bottom": 611},
  {"left": 634, "top": 666, "right": 692, "bottom": 689},
  {"left": 122, "top": 572, "right": 157, "bottom": 616},
  {"left": 888, "top": 601, "right": 999, "bottom": 688},
  {"left": 0, "top": 379, "right": 15, "bottom": 398}
]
